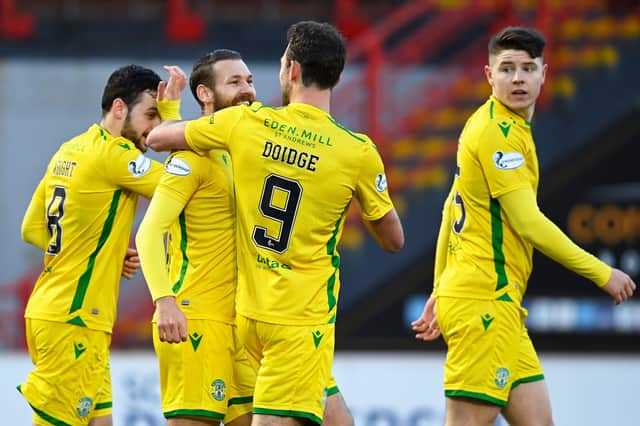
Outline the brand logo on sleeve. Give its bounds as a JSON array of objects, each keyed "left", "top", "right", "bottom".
[
  {"left": 493, "top": 151, "right": 524, "bottom": 170},
  {"left": 128, "top": 154, "right": 152, "bottom": 177},
  {"left": 375, "top": 173, "right": 388, "bottom": 192},
  {"left": 165, "top": 157, "right": 191, "bottom": 176}
]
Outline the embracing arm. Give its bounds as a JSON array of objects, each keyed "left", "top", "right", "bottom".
[{"left": 147, "top": 121, "right": 189, "bottom": 152}]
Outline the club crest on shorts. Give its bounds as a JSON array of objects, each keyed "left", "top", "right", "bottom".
[
  {"left": 76, "top": 397, "right": 93, "bottom": 417},
  {"left": 210, "top": 379, "right": 226, "bottom": 401},
  {"left": 494, "top": 367, "right": 510, "bottom": 389}
]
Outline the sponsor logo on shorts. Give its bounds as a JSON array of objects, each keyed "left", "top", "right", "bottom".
[
  {"left": 189, "top": 332, "right": 203, "bottom": 352},
  {"left": 495, "top": 368, "right": 510, "bottom": 389},
  {"left": 312, "top": 330, "right": 324, "bottom": 348},
  {"left": 76, "top": 397, "right": 93, "bottom": 417},
  {"left": 211, "top": 379, "right": 226, "bottom": 401},
  {"left": 481, "top": 313, "right": 494, "bottom": 331},
  {"left": 74, "top": 342, "right": 87, "bottom": 359}
]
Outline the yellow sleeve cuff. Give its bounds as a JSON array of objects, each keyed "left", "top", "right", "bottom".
[{"left": 157, "top": 99, "right": 182, "bottom": 121}]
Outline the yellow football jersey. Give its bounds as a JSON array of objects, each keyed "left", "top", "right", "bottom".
[
  {"left": 185, "top": 102, "right": 394, "bottom": 325},
  {"left": 23, "top": 124, "right": 162, "bottom": 332},
  {"left": 155, "top": 149, "right": 236, "bottom": 323},
  {"left": 436, "top": 97, "right": 539, "bottom": 304}
]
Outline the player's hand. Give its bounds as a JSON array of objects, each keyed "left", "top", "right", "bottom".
[
  {"left": 411, "top": 295, "right": 441, "bottom": 341},
  {"left": 157, "top": 65, "right": 187, "bottom": 102},
  {"left": 121, "top": 247, "right": 140, "bottom": 279},
  {"left": 155, "top": 296, "right": 188, "bottom": 343},
  {"left": 601, "top": 268, "right": 636, "bottom": 305}
]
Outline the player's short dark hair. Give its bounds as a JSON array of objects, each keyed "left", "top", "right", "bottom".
[
  {"left": 101, "top": 64, "right": 161, "bottom": 115},
  {"left": 489, "top": 26, "right": 546, "bottom": 59},
  {"left": 190, "top": 49, "right": 244, "bottom": 110},
  {"left": 286, "top": 21, "right": 346, "bottom": 90}
]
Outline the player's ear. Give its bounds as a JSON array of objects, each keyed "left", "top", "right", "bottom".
[
  {"left": 111, "top": 98, "right": 128, "bottom": 120},
  {"left": 196, "top": 84, "right": 213, "bottom": 105},
  {"left": 484, "top": 64, "right": 493, "bottom": 87},
  {"left": 290, "top": 60, "right": 301, "bottom": 82}
]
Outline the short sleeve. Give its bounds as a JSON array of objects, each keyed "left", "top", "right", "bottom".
[
  {"left": 102, "top": 139, "right": 163, "bottom": 199},
  {"left": 355, "top": 138, "right": 395, "bottom": 221},
  {"left": 185, "top": 106, "right": 244, "bottom": 155},
  {"left": 476, "top": 124, "right": 531, "bottom": 198}
]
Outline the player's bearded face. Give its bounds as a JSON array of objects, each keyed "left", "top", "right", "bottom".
[
  {"left": 121, "top": 92, "right": 160, "bottom": 152},
  {"left": 212, "top": 59, "right": 256, "bottom": 111},
  {"left": 486, "top": 50, "right": 547, "bottom": 119}
]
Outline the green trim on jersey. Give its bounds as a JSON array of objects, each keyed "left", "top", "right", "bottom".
[
  {"left": 489, "top": 100, "right": 495, "bottom": 119},
  {"left": 94, "top": 402, "right": 112, "bottom": 410},
  {"left": 326, "top": 116, "right": 366, "bottom": 142},
  {"left": 253, "top": 408, "right": 321, "bottom": 425},
  {"left": 250, "top": 104, "right": 284, "bottom": 113},
  {"left": 445, "top": 389, "right": 506, "bottom": 407},
  {"left": 496, "top": 292, "right": 513, "bottom": 302},
  {"left": 228, "top": 396, "right": 253, "bottom": 406},
  {"left": 511, "top": 374, "right": 544, "bottom": 389},
  {"left": 326, "top": 385, "right": 340, "bottom": 396},
  {"left": 69, "top": 189, "right": 121, "bottom": 314},
  {"left": 98, "top": 126, "right": 108, "bottom": 141},
  {"left": 325, "top": 212, "right": 346, "bottom": 314},
  {"left": 489, "top": 198, "right": 508, "bottom": 292},
  {"left": 67, "top": 316, "right": 87, "bottom": 327},
  {"left": 164, "top": 409, "right": 225, "bottom": 420},
  {"left": 172, "top": 211, "right": 189, "bottom": 294}
]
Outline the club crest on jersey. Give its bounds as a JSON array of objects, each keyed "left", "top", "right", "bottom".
[
  {"left": 128, "top": 154, "right": 152, "bottom": 177},
  {"left": 493, "top": 151, "right": 524, "bottom": 170},
  {"left": 375, "top": 173, "right": 388, "bottom": 192},
  {"left": 165, "top": 156, "right": 191, "bottom": 176}
]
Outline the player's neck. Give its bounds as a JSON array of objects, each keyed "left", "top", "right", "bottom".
[
  {"left": 99, "top": 115, "right": 123, "bottom": 138},
  {"left": 290, "top": 87, "right": 331, "bottom": 114}
]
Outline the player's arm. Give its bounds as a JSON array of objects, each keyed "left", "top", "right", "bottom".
[
  {"left": 21, "top": 178, "right": 49, "bottom": 250},
  {"left": 105, "top": 142, "right": 163, "bottom": 198},
  {"left": 362, "top": 208, "right": 404, "bottom": 253},
  {"left": 411, "top": 187, "right": 452, "bottom": 341},
  {"left": 147, "top": 121, "right": 189, "bottom": 152},
  {"left": 500, "top": 188, "right": 636, "bottom": 304},
  {"left": 135, "top": 189, "right": 188, "bottom": 343},
  {"left": 357, "top": 138, "right": 405, "bottom": 253}
]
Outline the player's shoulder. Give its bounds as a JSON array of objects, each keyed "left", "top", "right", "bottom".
[
  {"left": 466, "top": 98, "right": 525, "bottom": 144},
  {"left": 163, "top": 150, "right": 207, "bottom": 178}
]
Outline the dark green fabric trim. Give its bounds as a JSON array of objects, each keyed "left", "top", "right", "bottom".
[
  {"left": 490, "top": 198, "right": 508, "bottom": 292},
  {"left": 496, "top": 292, "right": 513, "bottom": 302},
  {"left": 326, "top": 116, "right": 366, "bottom": 142},
  {"left": 253, "top": 408, "right": 322, "bottom": 425},
  {"left": 94, "top": 401, "right": 112, "bottom": 410},
  {"left": 325, "top": 210, "right": 345, "bottom": 314},
  {"left": 172, "top": 210, "right": 189, "bottom": 294},
  {"left": 228, "top": 396, "right": 253, "bottom": 406},
  {"left": 511, "top": 374, "right": 545, "bottom": 389},
  {"left": 445, "top": 390, "right": 507, "bottom": 407},
  {"left": 164, "top": 409, "right": 225, "bottom": 420},
  {"left": 326, "top": 385, "right": 340, "bottom": 397},
  {"left": 70, "top": 189, "right": 121, "bottom": 313},
  {"left": 489, "top": 100, "right": 494, "bottom": 119},
  {"left": 66, "top": 316, "right": 87, "bottom": 327}
]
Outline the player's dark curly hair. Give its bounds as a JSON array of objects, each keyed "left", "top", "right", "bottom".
[
  {"left": 489, "top": 26, "right": 546, "bottom": 59},
  {"left": 101, "top": 64, "right": 161, "bottom": 115},
  {"left": 286, "top": 21, "right": 346, "bottom": 90},
  {"left": 189, "top": 49, "right": 244, "bottom": 111}
]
